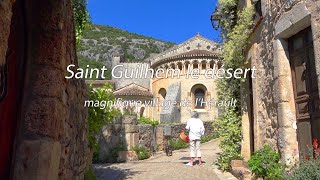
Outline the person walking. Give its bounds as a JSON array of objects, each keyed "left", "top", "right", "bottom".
[{"left": 185, "top": 111, "right": 205, "bottom": 166}]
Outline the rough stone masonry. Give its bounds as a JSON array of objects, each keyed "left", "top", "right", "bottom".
[{"left": 0, "top": 0, "right": 91, "bottom": 179}]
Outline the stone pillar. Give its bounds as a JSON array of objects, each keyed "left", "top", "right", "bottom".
[
  {"left": 122, "top": 116, "right": 139, "bottom": 150},
  {"left": 182, "top": 62, "right": 186, "bottom": 74},
  {"left": 273, "top": 39, "right": 299, "bottom": 166},
  {"left": 11, "top": 0, "right": 90, "bottom": 179},
  {"left": 117, "top": 116, "right": 139, "bottom": 162},
  {"left": 240, "top": 78, "right": 253, "bottom": 161},
  {"left": 206, "top": 60, "right": 210, "bottom": 69}
]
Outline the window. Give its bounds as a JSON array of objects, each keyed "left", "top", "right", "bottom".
[
  {"left": 158, "top": 88, "right": 166, "bottom": 99},
  {"left": 201, "top": 63, "right": 206, "bottom": 70},
  {"left": 193, "top": 63, "right": 198, "bottom": 69},
  {"left": 194, "top": 88, "right": 205, "bottom": 109},
  {"left": 191, "top": 84, "right": 207, "bottom": 109},
  {"left": 178, "top": 63, "right": 182, "bottom": 70}
]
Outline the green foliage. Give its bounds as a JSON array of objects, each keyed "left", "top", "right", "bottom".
[
  {"left": 88, "top": 84, "right": 119, "bottom": 158},
  {"left": 137, "top": 116, "right": 159, "bottom": 127},
  {"left": 213, "top": 108, "right": 242, "bottom": 171},
  {"left": 72, "top": 0, "right": 91, "bottom": 43},
  {"left": 168, "top": 138, "right": 189, "bottom": 150},
  {"left": 248, "top": 145, "right": 285, "bottom": 179},
  {"left": 286, "top": 160, "right": 320, "bottom": 180},
  {"left": 84, "top": 166, "right": 97, "bottom": 180},
  {"left": 214, "top": 4, "right": 255, "bottom": 171},
  {"left": 217, "top": 0, "right": 239, "bottom": 38},
  {"left": 200, "top": 133, "right": 219, "bottom": 144},
  {"left": 223, "top": 6, "right": 254, "bottom": 67},
  {"left": 133, "top": 146, "right": 151, "bottom": 160},
  {"left": 286, "top": 139, "right": 320, "bottom": 179}
]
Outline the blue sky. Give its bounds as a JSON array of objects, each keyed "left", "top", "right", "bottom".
[{"left": 87, "top": 0, "right": 220, "bottom": 44}]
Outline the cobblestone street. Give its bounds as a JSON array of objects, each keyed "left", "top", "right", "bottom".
[{"left": 94, "top": 139, "right": 236, "bottom": 180}]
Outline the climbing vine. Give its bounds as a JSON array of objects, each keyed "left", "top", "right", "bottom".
[
  {"left": 72, "top": 0, "right": 91, "bottom": 43},
  {"left": 213, "top": 0, "right": 255, "bottom": 171}
]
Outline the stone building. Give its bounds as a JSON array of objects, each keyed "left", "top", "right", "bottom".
[
  {"left": 239, "top": 0, "right": 320, "bottom": 166},
  {"left": 111, "top": 34, "right": 223, "bottom": 123},
  {"left": 0, "top": 0, "right": 90, "bottom": 179}
]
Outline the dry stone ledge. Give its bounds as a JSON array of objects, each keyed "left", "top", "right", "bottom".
[
  {"left": 123, "top": 124, "right": 139, "bottom": 133},
  {"left": 122, "top": 116, "right": 137, "bottom": 124},
  {"left": 117, "top": 151, "right": 138, "bottom": 162}
]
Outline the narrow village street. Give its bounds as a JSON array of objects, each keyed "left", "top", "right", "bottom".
[{"left": 93, "top": 139, "right": 236, "bottom": 180}]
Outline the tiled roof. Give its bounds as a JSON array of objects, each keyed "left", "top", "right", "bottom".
[{"left": 113, "top": 83, "right": 153, "bottom": 97}]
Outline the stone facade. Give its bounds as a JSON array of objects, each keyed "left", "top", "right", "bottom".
[
  {"left": 0, "top": 0, "right": 90, "bottom": 179},
  {"left": 111, "top": 34, "right": 223, "bottom": 123},
  {"left": 240, "top": 0, "right": 320, "bottom": 167}
]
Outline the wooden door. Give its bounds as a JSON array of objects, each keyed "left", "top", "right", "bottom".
[{"left": 289, "top": 27, "right": 320, "bottom": 157}]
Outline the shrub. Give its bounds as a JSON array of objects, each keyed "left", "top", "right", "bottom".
[
  {"left": 286, "top": 139, "right": 320, "bottom": 180},
  {"left": 248, "top": 145, "right": 285, "bottom": 179},
  {"left": 213, "top": 4, "right": 255, "bottom": 171},
  {"left": 137, "top": 116, "right": 159, "bottom": 127},
  {"left": 133, "top": 146, "right": 151, "bottom": 160},
  {"left": 168, "top": 138, "right": 189, "bottom": 150},
  {"left": 213, "top": 107, "right": 242, "bottom": 171},
  {"left": 286, "top": 160, "right": 320, "bottom": 180},
  {"left": 88, "top": 84, "right": 120, "bottom": 163}
]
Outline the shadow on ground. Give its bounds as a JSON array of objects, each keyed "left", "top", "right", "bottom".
[{"left": 94, "top": 164, "right": 142, "bottom": 180}]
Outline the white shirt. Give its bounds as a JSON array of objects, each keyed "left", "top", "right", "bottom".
[{"left": 185, "top": 118, "right": 205, "bottom": 140}]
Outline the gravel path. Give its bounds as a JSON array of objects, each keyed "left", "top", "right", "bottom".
[{"left": 93, "top": 139, "right": 236, "bottom": 180}]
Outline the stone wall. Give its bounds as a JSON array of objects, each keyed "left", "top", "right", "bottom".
[
  {"left": 138, "top": 124, "right": 156, "bottom": 152},
  {"left": 240, "top": 0, "right": 320, "bottom": 166},
  {"left": 156, "top": 122, "right": 215, "bottom": 151},
  {"left": 0, "top": 0, "right": 91, "bottom": 179},
  {"left": 98, "top": 115, "right": 215, "bottom": 161}
]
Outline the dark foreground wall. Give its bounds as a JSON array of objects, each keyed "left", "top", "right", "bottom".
[{"left": 0, "top": 0, "right": 90, "bottom": 179}]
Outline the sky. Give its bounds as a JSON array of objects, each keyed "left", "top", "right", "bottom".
[{"left": 87, "top": 0, "right": 220, "bottom": 44}]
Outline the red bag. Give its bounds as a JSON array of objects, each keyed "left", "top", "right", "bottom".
[{"left": 180, "top": 131, "right": 189, "bottom": 143}]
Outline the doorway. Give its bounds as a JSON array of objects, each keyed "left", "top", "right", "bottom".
[{"left": 289, "top": 27, "right": 320, "bottom": 156}]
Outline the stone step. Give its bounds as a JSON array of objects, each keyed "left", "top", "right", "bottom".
[{"left": 230, "top": 160, "right": 253, "bottom": 180}]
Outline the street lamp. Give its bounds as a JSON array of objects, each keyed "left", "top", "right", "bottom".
[{"left": 210, "top": 8, "right": 222, "bottom": 30}]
